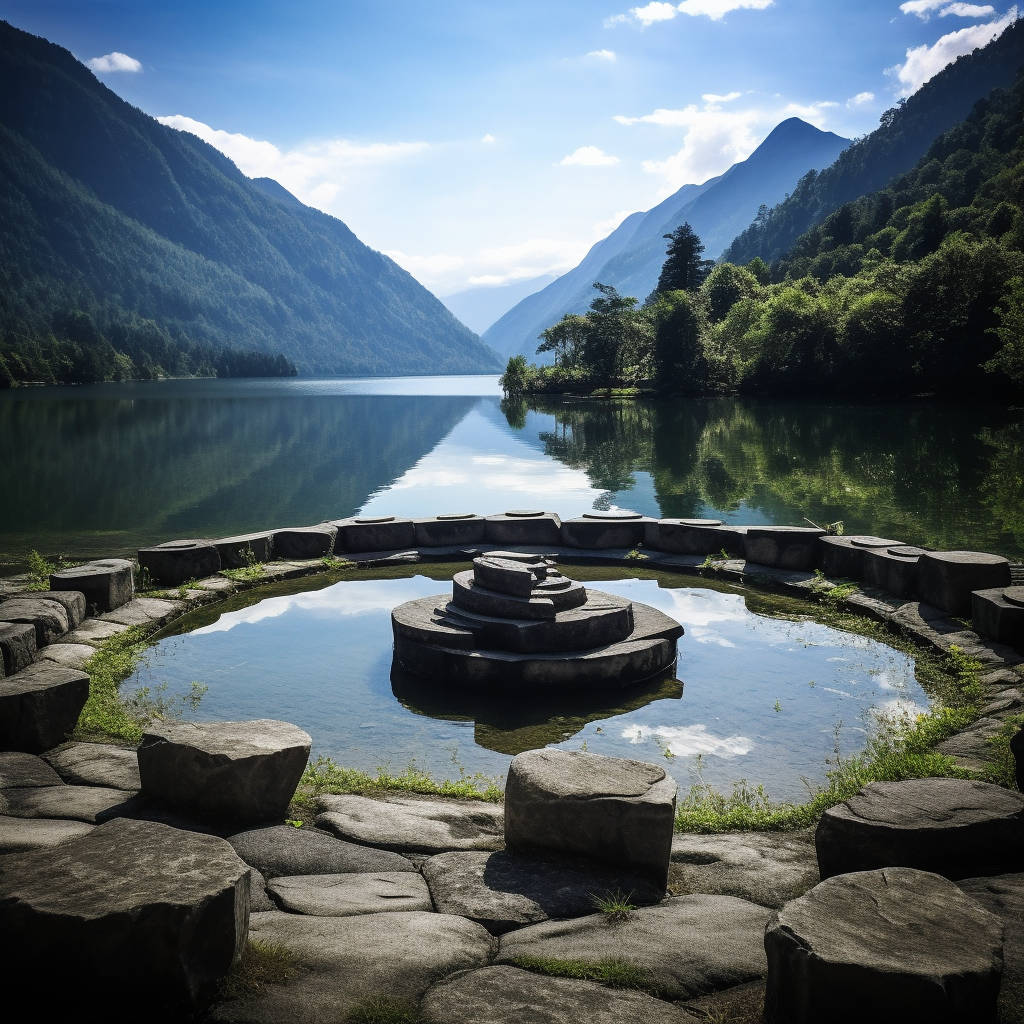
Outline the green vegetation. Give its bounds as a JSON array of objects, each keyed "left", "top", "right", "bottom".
[
  {"left": 591, "top": 889, "right": 638, "bottom": 921},
  {"left": 23, "top": 548, "right": 76, "bottom": 590},
  {"left": 218, "top": 940, "right": 297, "bottom": 1000},
  {"left": 508, "top": 956, "right": 658, "bottom": 994},
  {"left": 220, "top": 549, "right": 267, "bottom": 583},
  {"left": 344, "top": 998, "right": 422, "bottom": 1024},
  {"left": 984, "top": 711, "right": 1024, "bottom": 788}
]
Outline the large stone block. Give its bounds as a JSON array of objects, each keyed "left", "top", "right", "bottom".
[
  {"left": 862, "top": 544, "right": 926, "bottom": 597},
  {"left": 27, "top": 591, "right": 87, "bottom": 629},
  {"left": 560, "top": 512, "right": 649, "bottom": 550},
  {"left": 0, "top": 664, "right": 89, "bottom": 754},
  {"left": 138, "top": 540, "right": 221, "bottom": 585},
  {"left": 271, "top": 525, "right": 337, "bottom": 560},
  {"left": 0, "top": 751, "right": 63, "bottom": 788},
  {"left": 973, "top": 587, "right": 1024, "bottom": 647},
  {"left": 644, "top": 519, "right": 743, "bottom": 556},
  {"left": 818, "top": 535, "right": 901, "bottom": 580},
  {"left": 0, "top": 784, "right": 139, "bottom": 823},
  {"left": 764, "top": 867, "right": 1004, "bottom": 1024},
  {"left": 138, "top": 719, "right": 311, "bottom": 822},
  {"left": 332, "top": 516, "right": 415, "bottom": 553},
  {"left": 0, "top": 818, "right": 249, "bottom": 1004},
  {"left": 917, "top": 550, "right": 1012, "bottom": 617},
  {"left": 504, "top": 749, "right": 676, "bottom": 887},
  {"left": 213, "top": 532, "right": 275, "bottom": 569},
  {"left": 484, "top": 511, "right": 561, "bottom": 546},
  {"left": 815, "top": 778, "right": 1024, "bottom": 880},
  {"left": 743, "top": 526, "right": 825, "bottom": 570},
  {"left": 414, "top": 513, "right": 486, "bottom": 547},
  {"left": 43, "top": 742, "right": 141, "bottom": 790},
  {"left": 0, "top": 621, "right": 36, "bottom": 675},
  {"left": 50, "top": 558, "right": 134, "bottom": 612},
  {"left": 267, "top": 871, "right": 432, "bottom": 916},
  {"left": 0, "top": 815, "right": 94, "bottom": 853},
  {"left": 0, "top": 597, "right": 70, "bottom": 646}
]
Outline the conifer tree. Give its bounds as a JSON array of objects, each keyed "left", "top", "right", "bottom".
[{"left": 656, "top": 223, "right": 714, "bottom": 293}]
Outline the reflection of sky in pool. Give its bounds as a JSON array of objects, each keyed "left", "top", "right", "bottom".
[{"left": 136, "top": 577, "right": 925, "bottom": 802}]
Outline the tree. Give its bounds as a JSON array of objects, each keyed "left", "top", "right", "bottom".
[
  {"left": 652, "top": 289, "right": 708, "bottom": 390},
  {"left": 985, "top": 277, "right": 1024, "bottom": 386},
  {"left": 656, "top": 223, "right": 714, "bottom": 293},
  {"left": 536, "top": 313, "right": 589, "bottom": 367},
  {"left": 581, "top": 283, "right": 641, "bottom": 377},
  {"left": 746, "top": 257, "right": 771, "bottom": 286},
  {"left": 499, "top": 354, "right": 530, "bottom": 396}
]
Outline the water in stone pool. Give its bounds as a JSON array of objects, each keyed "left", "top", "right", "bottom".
[{"left": 135, "top": 576, "right": 925, "bottom": 802}]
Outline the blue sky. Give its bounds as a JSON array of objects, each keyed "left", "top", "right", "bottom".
[{"left": 2, "top": 1, "right": 1019, "bottom": 295}]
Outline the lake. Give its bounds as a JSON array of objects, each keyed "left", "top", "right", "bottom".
[{"left": 2, "top": 375, "right": 1022, "bottom": 563}]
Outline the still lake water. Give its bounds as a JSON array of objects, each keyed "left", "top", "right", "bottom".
[{"left": 5, "top": 375, "right": 1019, "bottom": 795}]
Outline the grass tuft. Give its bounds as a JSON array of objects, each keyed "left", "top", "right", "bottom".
[
  {"left": 508, "top": 955, "right": 659, "bottom": 994},
  {"left": 343, "top": 996, "right": 422, "bottom": 1024},
  {"left": 591, "top": 888, "right": 637, "bottom": 921},
  {"left": 983, "top": 711, "right": 1024, "bottom": 789},
  {"left": 219, "top": 939, "right": 296, "bottom": 1000}
]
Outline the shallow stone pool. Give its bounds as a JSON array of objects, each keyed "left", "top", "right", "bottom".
[{"left": 136, "top": 577, "right": 926, "bottom": 802}]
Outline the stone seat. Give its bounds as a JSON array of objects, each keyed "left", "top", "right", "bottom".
[
  {"left": 917, "top": 550, "right": 1012, "bottom": 616},
  {"left": 271, "top": 525, "right": 337, "bottom": 560},
  {"left": 50, "top": 558, "right": 134, "bottom": 612},
  {"left": 413, "top": 513, "right": 486, "bottom": 547},
  {"left": 644, "top": 519, "right": 743, "bottom": 556},
  {"left": 138, "top": 539, "right": 221, "bottom": 585},
  {"left": 212, "top": 532, "right": 274, "bottom": 568},
  {"left": 818, "top": 535, "right": 901, "bottom": 579},
  {"left": 862, "top": 544, "right": 927, "bottom": 597},
  {"left": 0, "top": 663, "right": 89, "bottom": 753},
  {"left": 0, "top": 621, "right": 36, "bottom": 675},
  {"left": 743, "top": 526, "right": 825, "bottom": 571},
  {"left": 972, "top": 586, "right": 1024, "bottom": 646},
  {"left": 0, "top": 597, "right": 70, "bottom": 646},
  {"left": 331, "top": 515, "right": 415, "bottom": 553},
  {"left": 484, "top": 511, "right": 561, "bottom": 546},
  {"left": 560, "top": 511, "right": 649, "bottom": 550}
]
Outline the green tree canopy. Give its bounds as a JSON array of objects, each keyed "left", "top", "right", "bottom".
[{"left": 656, "top": 224, "right": 714, "bottom": 294}]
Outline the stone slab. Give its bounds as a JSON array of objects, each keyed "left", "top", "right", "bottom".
[
  {"left": 973, "top": 587, "right": 1024, "bottom": 647},
  {"left": 917, "top": 550, "right": 1012, "bottom": 617},
  {"left": 422, "top": 849, "right": 665, "bottom": 933},
  {"left": 815, "top": 778, "right": 1024, "bottom": 880},
  {"left": 862, "top": 546, "right": 921, "bottom": 597},
  {"left": 420, "top": 965, "right": 701, "bottom": 1024},
  {"left": 34, "top": 642, "right": 96, "bottom": 669},
  {"left": 99, "top": 596, "right": 183, "bottom": 626},
  {"left": 228, "top": 824, "right": 415, "bottom": 878},
  {"left": 0, "top": 597, "right": 70, "bottom": 646},
  {"left": 765, "top": 867, "right": 1003, "bottom": 1024},
  {"left": 0, "top": 620, "right": 36, "bottom": 674},
  {"left": 50, "top": 559, "right": 134, "bottom": 613},
  {"left": 818, "top": 535, "right": 900, "bottom": 580},
  {"left": 267, "top": 871, "right": 432, "bottom": 916},
  {"left": 0, "top": 663, "right": 89, "bottom": 754},
  {"left": 414, "top": 515, "right": 487, "bottom": 547},
  {"left": 0, "top": 784, "right": 139, "bottom": 823},
  {"left": 27, "top": 590, "right": 87, "bottom": 629},
  {"left": 0, "top": 814, "right": 94, "bottom": 853},
  {"left": 43, "top": 742, "right": 141, "bottom": 790},
  {"left": 935, "top": 717, "right": 1004, "bottom": 770},
  {"left": 644, "top": 520, "right": 742, "bottom": 556},
  {"left": 0, "top": 751, "right": 63, "bottom": 788},
  {"left": 315, "top": 794, "right": 504, "bottom": 853},
  {"left": 249, "top": 866, "right": 276, "bottom": 912},
  {"left": 669, "top": 830, "right": 819, "bottom": 908},
  {"left": 560, "top": 516, "right": 648, "bottom": 550},
  {"left": 138, "top": 539, "right": 222, "bottom": 586},
  {"left": 213, "top": 532, "right": 275, "bottom": 569},
  {"left": 484, "top": 512, "right": 562, "bottom": 546},
  {"left": 497, "top": 896, "right": 771, "bottom": 1001},
  {"left": 332, "top": 516, "right": 416, "bottom": 553},
  {"left": 211, "top": 910, "right": 493, "bottom": 1023},
  {"left": 272, "top": 525, "right": 337, "bottom": 560},
  {"left": 743, "top": 526, "right": 825, "bottom": 571},
  {"left": 62, "top": 617, "right": 134, "bottom": 644}
]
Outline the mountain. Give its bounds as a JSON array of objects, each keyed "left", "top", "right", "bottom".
[
  {"left": 723, "top": 17, "right": 1024, "bottom": 268},
  {"left": 441, "top": 274, "right": 558, "bottom": 335},
  {"left": 0, "top": 21, "right": 501, "bottom": 377},
  {"left": 482, "top": 119, "right": 849, "bottom": 360}
]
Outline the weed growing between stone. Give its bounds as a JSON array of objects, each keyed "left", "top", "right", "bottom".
[
  {"left": 591, "top": 889, "right": 637, "bottom": 921},
  {"left": 508, "top": 955, "right": 660, "bottom": 994},
  {"left": 343, "top": 996, "right": 422, "bottom": 1024},
  {"left": 218, "top": 940, "right": 296, "bottom": 999},
  {"left": 984, "top": 711, "right": 1024, "bottom": 788},
  {"left": 220, "top": 548, "right": 266, "bottom": 583},
  {"left": 24, "top": 548, "right": 76, "bottom": 590}
]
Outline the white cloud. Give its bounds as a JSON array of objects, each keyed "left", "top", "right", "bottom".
[
  {"left": 631, "top": 2, "right": 680, "bottom": 25},
  {"left": 87, "top": 51, "right": 142, "bottom": 73},
  {"left": 618, "top": 0, "right": 771, "bottom": 25},
  {"left": 622, "top": 723, "right": 752, "bottom": 758},
  {"left": 900, "top": 0, "right": 994, "bottom": 16},
  {"left": 847, "top": 91, "right": 876, "bottom": 107},
  {"left": 889, "top": 8, "right": 1018, "bottom": 96},
  {"left": 900, "top": 0, "right": 952, "bottom": 17},
  {"left": 559, "top": 145, "right": 620, "bottom": 166},
  {"left": 592, "top": 209, "right": 635, "bottom": 238},
  {"left": 481, "top": 133, "right": 496, "bottom": 143},
  {"left": 587, "top": 49, "right": 617, "bottom": 60},
  {"left": 702, "top": 91, "right": 742, "bottom": 105},
  {"left": 941, "top": 3, "right": 997, "bottom": 14}
]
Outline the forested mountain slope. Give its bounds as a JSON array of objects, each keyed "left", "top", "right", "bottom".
[{"left": 0, "top": 21, "right": 500, "bottom": 382}]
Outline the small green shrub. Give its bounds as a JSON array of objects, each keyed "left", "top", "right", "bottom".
[
  {"left": 24, "top": 549, "right": 77, "bottom": 591},
  {"left": 221, "top": 548, "right": 266, "bottom": 583},
  {"left": 219, "top": 939, "right": 296, "bottom": 999},
  {"left": 983, "top": 712, "right": 1024, "bottom": 789},
  {"left": 591, "top": 889, "right": 637, "bottom": 921},
  {"left": 344, "top": 997, "right": 422, "bottom": 1024}
]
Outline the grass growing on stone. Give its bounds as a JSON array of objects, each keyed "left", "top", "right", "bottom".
[
  {"left": 984, "top": 712, "right": 1024, "bottom": 789},
  {"left": 343, "top": 996, "right": 422, "bottom": 1024},
  {"left": 24, "top": 548, "right": 77, "bottom": 590},
  {"left": 508, "top": 955, "right": 659, "bottom": 994},
  {"left": 591, "top": 888, "right": 638, "bottom": 921},
  {"left": 218, "top": 939, "right": 297, "bottom": 999},
  {"left": 293, "top": 755, "right": 504, "bottom": 808}
]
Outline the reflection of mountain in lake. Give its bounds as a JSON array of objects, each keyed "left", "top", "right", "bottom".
[{"left": 390, "top": 664, "right": 682, "bottom": 754}]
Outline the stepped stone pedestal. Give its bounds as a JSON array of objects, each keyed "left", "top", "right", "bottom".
[
  {"left": 484, "top": 511, "right": 561, "bottom": 546},
  {"left": 414, "top": 514, "right": 486, "bottom": 547},
  {"left": 560, "top": 511, "right": 648, "bottom": 550},
  {"left": 743, "top": 526, "right": 825, "bottom": 570},
  {"left": 391, "top": 552, "right": 683, "bottom": 689},
  {"left": 765, "top": 867, "right": 1004, "bottom": 1024},
  {"left": 138, "top": 540, "right": 221, "bottom": 585},
  {"left": 504, "top": 748, "right": 677, "bottom": 887},
  {"left": 50, "top": 558, "right": 134, "bottom": 612},
  {"left": 271, "top": 525, "right": 337, "bottom": 560},
  {"left": 213, "top": 532, "right": 275, "bottom": 568},
  {"left": 862, "top": 545, "right": 927, "bottom": 597},
  {"left": 332, "top": 516, "right": 416, "bottom": 553},
  {"left": 917, "top": 550, "right": 1012, "bottom": 617},
  {"left": 973, "top": 586, "right": 1024, "bottom": 646},
  {"left": 818, "top": 535, "right": 901, "bottom": 580},
  {"left": 0, "top": 664, "right": 89, "bottom": 753}
]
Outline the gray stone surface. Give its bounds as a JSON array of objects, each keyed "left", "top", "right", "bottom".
[
  {"left": 43, "top": 742, "right": 141, "bottom": 790},
  {"left": 644, "top": 519, "right": 741, "bottom": 556},
  {"left": 271, "top": 525, "right": 337, "bottom": 559},
  {"left": 99, "top": 595, "right": 182, "bottom": 626},
  {"left": 414, "top": 514, "right": 486, "bottom": 547},
  {"left": 50, "top": 558, "right": 134, "bottom": 612},
  {"left": 211, "top": 910, "right": 493, "bottom": 1023},
  {"left": 0, "top": 751, "right": 63, "bottom": 788},
  {"left": 917, "top": 550, "right": 1012, "bottom": 617},
  {"left": 862, "top": 545, "right": 922, "bottom": 597},
  {"left": 316, "top": 794, "right": 504, "bottom": 853},
  {"left": 27, "top": 590, "right": 87, "bottom": 629},
  {"left": 765, "top": 867, "right": 1004, "bottom": 1024},
  {"left": 0, "top": 814, "right": 94, "bottom": 852},
  {"left": 333, "top": 516, "right": 416, "bottom": 553},
  {"left": 981, "top": 688, "right": 1024, "bottom": 716},
  {"left": 450, "top": 567, "right": 587, "bottom": 619},
  {"left": 0, "top": 663, "right": 89, "bottom": 754},
  {"left": 422, "top": 849, "right": 664, "bottom": 933},
  {"left": 743, "top": 526, "right": 825, "bottom": 571},
  {"left": 0, "top": 818, "right": 249, "bottom": 1003},
  {"left": 0, "top": 597, "right": 70, "bottom": 645},
  {"left": 213, "top": 532, "right": 275, "bottom": 569},
  {"left": 138, "top": 539, "right": 222, "bottom": 585},
  {"left": 420, "top": 965, "right": 701, "bottom": 1024},
  {"left": 560, "top": 514, "right": 648, "bottom": 550},
  {"left": 249, "top": 866, "right": 275, "bottom": 912},
  {"left": 228, "top": 823, "right": 415, "bottom": 878},
  {"left": 0, "top": 784, "right": 139, "bottom": 823},
  {"left": 669, "top": 830, "right": 819, "bottom": 908},
  {"left": 497, "top": 896, "right": 771, "bottom": 1001},
  {"left": 0, "top": 620, "right": 36, "bottom": 674},
  {"left": 61, "top": 617, "right": 133, "bottom": 644},
  {"left": 138, "top": 719, "right": 311, "bottom": 822},
  {"left": 484, "top": 511, "right": 562, "bottom": 546},
  {"left": 972, "top": 586, "right": 1024, "bottom": 646},
  {"left": 505, "top": 750, "right": 676, "bottom": 887},
  {"left": 818, "top": 535, "right": 900, "bottom": 580},
  {"left": 815, "top": 778, "right": 1024, "bottom": 880},
  {"left": 268, "top": 871, "right": 432, "bottom": 916},
  {"left": 935, "top": 716, "right": 1004, "bottom": 770},
  {"left": 34, "top": 642, "right": 95, "bottom": 669}
]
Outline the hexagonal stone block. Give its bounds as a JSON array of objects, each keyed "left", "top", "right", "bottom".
[
  {"left": 0, "top": 784, "right": 139, "bottom": 823},
  {"left": 815, "top": 778, "right": 1024, "bottom": 881},
  {"left": 764, "top": 867, "right": 1003, "bottom": 1024},
  {"left": 644, "top": 519, "right": 742, "bottom": 556},
  {"left": 743, "top": 526, "right": 825, "bottom": 571},
  {"left": 332, "top": 516, "right": 416, "bottom": 553},
  {"left": 818, "top": 535, "right": 901, "bottom": 580},
  {"left": 917, "top": 550, "right": 1012, "bottom": 617},
  {"left": 213, "top": 532, "right": 275, "bottom": 569},
  {"left": 50, "top": 558, "right": 134, "bottom": 612},
  {"left": 138, "top": 719, "right": 311, "bottom": 822},
  {"left": 484, "top": 511, "right": 561, "bottom": 546},
  {"left": 560, "top": 511, "right": 649, "bottom": 550},
  {"left": 0, "top": 664, "right": 89, "bottom": 754},
  {"left": 0, "top": 818, "right": 249, "bottom": 1004},
  {"left": 0, "top": 621, "right": 35, "bottom": 675},
  {"left": 138, "top": 540, "right": 221, "bottom": 585},
  {"left": 28, "top": 591, "right": 87, "bottom": 629},
  {"left": 271, "top": 525, "right": 337, "bottom": 559},
  {"left": 505, "top": 749, "right": 677, "bottom": 887},
  {"left": 414, "top": 514, "right": 486, "bottom": 547},
  {"left": 972, "top": 586, "right": 1024, "bottom": 646},
  {"left": 862, "top": 545, "right": 927, "bottom": 597},
  {"left": 42, "top": 742, "right": 141, "bottom": 790},
  {"left": 0, "top": 597, "right": 70, "bottom": 646}
]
